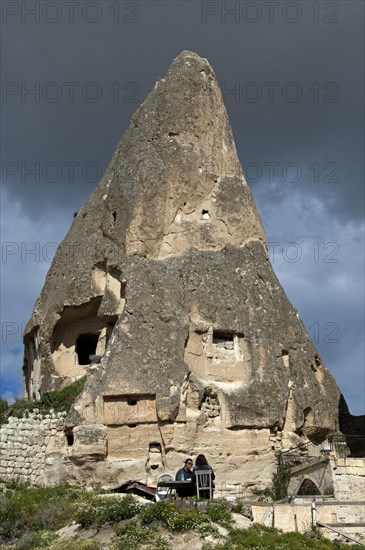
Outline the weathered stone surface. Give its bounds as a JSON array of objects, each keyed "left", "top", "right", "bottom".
[
  {"left": 68, "top": 425, "right": 107, "bottom": 464},
  {"left": 331, "top": 458, "right": 365, "bottom": 500},
  {"left": 22, "top": 51, "right": 344, "bottom": 488},
  {"left": 56, "top": 523, "right": 81, "bottom": 538},
  {"left": 252, "top": 499, "right": 365, "bottom": 540},
  {"left": 232, "top": 513, "right": 252, "bottom": 530}
]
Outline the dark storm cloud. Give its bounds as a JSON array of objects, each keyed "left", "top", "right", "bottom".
[
  {"left": 2, "top": 1, "right": 363, "bottom": 218},
  {"left": 1, "top": 0, "right": 364, "bottom": 412}
]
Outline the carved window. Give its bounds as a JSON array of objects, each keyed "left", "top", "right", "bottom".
[{"left": 212, "top": 332, "right": 234, "bottom": 350}]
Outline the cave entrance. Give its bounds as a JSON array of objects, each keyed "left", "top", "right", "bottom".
[
  {"left": 75, "top": 333, "right": 100, "bottom": 365},
  {"left": 297, "top": 479, "right": 321, "bottom": 496}
]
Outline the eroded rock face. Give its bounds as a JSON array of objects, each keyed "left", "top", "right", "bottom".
[{"left": 24, "top": 51, "right": 342, "bottom": 488}]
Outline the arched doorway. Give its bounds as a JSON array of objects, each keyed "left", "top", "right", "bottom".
[{"left": 297, "top": 478, "right": 321, "bottom": 495}]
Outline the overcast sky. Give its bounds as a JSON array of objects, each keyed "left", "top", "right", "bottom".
[{"left": 1, "top": 0, "right": 364, "bottom": 415}]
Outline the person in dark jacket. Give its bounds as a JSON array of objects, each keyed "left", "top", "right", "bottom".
[
  {"left": 175, "top": 458, "right": 195, "bottom": 497},
  {"left": 193, "top": 454, "right": 215, "bottom": 499}
]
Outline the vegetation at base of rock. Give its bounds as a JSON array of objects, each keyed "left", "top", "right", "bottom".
[
  {"left": 75, "top": 495, "right": 141, "bottom": 527},
  {"left": 114, "top": 521, "right": 170, "bottom": 549},
  {"left": 13, "top": 533, "right": 103, "bottom": 550},
  {"left": 0, "top": 479, "right": 362, "bottom": 549},
  {"left": 139, "top": 500, "right": 218, "bottom": 535},
  {"left": 202, "top": 523, "right": 362, "bottom": 549},
  {"left": 0, "top": 479, "right": 86, "bottom": 543},
  {"left": 231, "top": 501, "right": 253, "bottom": 519},
  {"left": 39, "top": 376, "right": 87, "bottom": 411},
  {"left": 271, "top": 453, "right": 291, "bottom": 500},
  {"left": 253, "top": 453, "right": 291, "bottom": 502},
  {"left": 207, "top": 501, "right": 233, "bottom": 527},
  {"left": 0, "top": 377, "right": 87, "bottom": 424}
]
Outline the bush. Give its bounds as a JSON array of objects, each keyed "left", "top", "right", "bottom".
[
  {"left": 139, "top": 501, "right": 171, "bottom": 525},
  {"left": 252, "top": 454, "right": 291, "bottom": 502},
  {"left": 0, "top": 481, "right": 86, "bottom": 543},
  {"left": 207, "top": 501, "right": 233, "bottom": 527},
  {"left": 76, "top": 495, "right": 140, "bottom": 527},
  {"left": 37, "top": 537, "right": 103, "bottom": 550},
  {"left": 231, "top": 501, "right": 252, "bottom": 519},
  {"left": 0, "top": 397, "right": 9, "bottom": 425},
  {"left": 202, "top": 523, "right": 364, "bottom": 549},
  {"left": 1, "top": 476, "right": 30, "bottom": 491},
  {"left": 3, "top": 377, "right": 87, "bottom": 424},
  {"left": 7, "top": 398, "right": 37, "bottom": 420},
  {"left": 39, "top": 377, "right": 86, "bottom": 412},
  {"left": 115, "top": 521, "right": 170, "bottom": 550},
  {"left": 0, "top": 494, "right": 26, "bottom": 541},
  {"left": 139, "top": 501, "right": 216, "bottom": 534}
]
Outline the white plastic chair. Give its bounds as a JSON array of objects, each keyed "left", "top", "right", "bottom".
[
  {"left": 155, "top": 473, "right": 175, "bottom": 501},
  {"left": 195, "top": 469, "right": 213, "bottom": 499}
]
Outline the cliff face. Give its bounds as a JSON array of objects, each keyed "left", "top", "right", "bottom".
[{"left": 24, "top": 51, "right": 342, "bottom": 487}]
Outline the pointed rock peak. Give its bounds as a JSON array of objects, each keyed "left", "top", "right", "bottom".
[
  {"left": 167, "top": 50, "right": 213, "bottom": 74},
  {"left": 120, "top": 50, "right": 266, "bottom": 258}
]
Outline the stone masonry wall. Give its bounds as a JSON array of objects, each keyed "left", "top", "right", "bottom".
[
  {"left": 0, "top": 409, "right": 68, "bottom": 485},
  {"left": 252, "top": 500, "right": 365, "bottom": 541},
  {"left": 331, "top": 457, "right": 365, "bottom": 500}
]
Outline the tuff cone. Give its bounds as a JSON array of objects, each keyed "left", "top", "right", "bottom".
[{"left": 24, "top": 51, "right": 342, "bottom": 488}]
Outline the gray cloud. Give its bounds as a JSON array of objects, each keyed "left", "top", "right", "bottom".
[{"left": 1, "top": 0, "right": 363, "bottom": 413}]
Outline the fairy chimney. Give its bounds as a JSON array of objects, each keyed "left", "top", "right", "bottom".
[{"left": 23, "top": 51, "right": 342, "bottom": 488}]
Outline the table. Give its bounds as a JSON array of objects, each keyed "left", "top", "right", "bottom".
[{"left": 156, "top": 480, "right": 194, "bottom": 499}]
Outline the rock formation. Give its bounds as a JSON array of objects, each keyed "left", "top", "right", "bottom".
[{"left": 23, "top": 51, "right": 343, "bottom": 489}]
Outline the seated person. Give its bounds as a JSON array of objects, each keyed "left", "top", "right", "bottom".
[
  {"left": 175, "top": 458, "right": 195, "bottom": 497},
  {"left": 193, "top": 454, "right": 215, "bottom": 499}
]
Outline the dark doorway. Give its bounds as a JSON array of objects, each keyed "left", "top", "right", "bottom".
[
  {"left": 65, "top": 429, "right": 74, "bottom": 446},
  {"left": 297, "top": 479, "right": 321, "bottom": 495},
  {"left": 76, "top": 333, "right": 99, "bottom": 365}
]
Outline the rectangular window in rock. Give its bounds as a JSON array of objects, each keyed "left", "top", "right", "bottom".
[
  {"left": 103, "top": 394, "right": 157, "bottom": 425},
  {"left": 212, "top": 332, "right": 234, "bottom": 349},
  {"left": 211, "top": 331, "right": 237, "bottom": 364}
]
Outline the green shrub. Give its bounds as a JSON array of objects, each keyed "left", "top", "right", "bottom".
[
  {"left": 0, "top": 476, "right": 30, "bottom": 491},
  {"left": 231, "top": 501, "right": 252, "bottom": 519},
  {"left": 7, "top": 398, "right": 37, "bottom": 419},
  {"left": 139, "top": 501, "right": 215, "bottom": 534},
  {"left": 272, "top": 454, "right": 291, "bottom": 500},
  {"left": 39, "top": 376, "right": 86, "bottom": 412},
  {"left": 202, "top": 523, "right": 364, "bottom": 549},
  {"left": 139, "top": 501, "right": 173, "bottom": 525},
  {"left": 0, "top": 482, "right": 86, "bottom": 543},
  {"left": 0, "top": 494, "right": 26, "bottom": 541},
  {"left": 4, "top": 377, "right": 87, "bottom": 424},
  {"left": 36, "top": 536, "right": 103, "bottom": 550},
  {"left": 207, "top": 501, "right": 233, "bottom": 527},
  {"left": 76, "top": 495, "right": 140, "bottom": 527},
  {"left": 0, "top": 397, "right": 9, "bottom": 425},
  {"left": 115, "top": 520, "right": 171, "bottom": 550},
  {"left": 253, "top": 454, "right": 291, "bottom": 502}
]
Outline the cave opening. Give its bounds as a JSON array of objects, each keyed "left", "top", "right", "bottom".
[
  {"left": 65, "top": 429, "right": 74, "bottom": 447},
  {"left": 75, "top": 333, "right": 100, "bottom": 365},
  {"left": 297, "top": 479, "right": 321, "bottom": 496}
]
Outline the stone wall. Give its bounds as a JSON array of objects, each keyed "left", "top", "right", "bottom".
[
  {"left": 252, "top": 500, "right": 365, "bottom": 541},
  {"left": 288, "top": 460, "right": 334, "bottom": 496},
  {"left": 0, "top": 409, "right": 68, "bottom": 485},
  {"left": 331, "top": 457, "right": 365, "bottom": 500}
]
